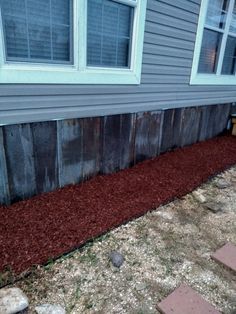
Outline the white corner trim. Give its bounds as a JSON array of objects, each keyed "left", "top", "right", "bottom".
[{"left": 0, "top": 0, "right": 147, "bottom": 85}]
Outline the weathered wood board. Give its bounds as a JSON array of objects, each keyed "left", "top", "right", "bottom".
[
  {"left": 180, "top": 107, "right": 201, "bottom": 147},
  {"left": 198, "top": 106, "right": 211, "bottom": 142},
  {"left": 120, "top": 114, "right": 136, "bottom": 169},
  {"left": 101, "top": 115, "right": 121, "bottom": 174},
  {"left": 161, "top": 108, "right": 183, "bottom": 152},
  {"left": 3, "top": 124, "right": 36, "bottom": 202},
  {"left": 135, "top": 111, "right": 163, "bottom": 163},
  {"left": 0, "top": 103, "right": 232, "bottom": 205},
  {"left": 0, "top": 128, "right": 10, "bottom": 204},
  {"left": 57, "top": 119, "right": 83, "bottom": 187},
  {"left": 82, "top": 117, "right": 100, "bottom": 180},
  {"left": 31, "top": 121, "right": 58, "bottom": 194}
]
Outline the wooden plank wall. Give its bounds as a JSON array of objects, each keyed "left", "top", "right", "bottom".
[{"left": 0, "top": 103, "right": 232, "bottom": 205}]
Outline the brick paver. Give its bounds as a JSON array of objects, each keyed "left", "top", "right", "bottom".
[
  {"left": 157, "top": 284, "right": 221, "bottom": 314},
  {"left": 212, "top": 242, "right": 236, "bottom": 272}
]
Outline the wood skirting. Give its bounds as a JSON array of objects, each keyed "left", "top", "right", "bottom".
[{"left": 0, "top": 103, "right": 232, "bottom": 205}]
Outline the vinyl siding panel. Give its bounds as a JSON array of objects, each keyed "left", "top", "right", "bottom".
[{"left": 0, "top": 0, "right": 236, "bottom": 125}]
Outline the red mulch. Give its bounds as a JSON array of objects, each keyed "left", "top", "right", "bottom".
[{"left": 1, "top": 135, "right": 236, "bottom": 275}]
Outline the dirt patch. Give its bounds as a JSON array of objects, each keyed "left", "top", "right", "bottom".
[
  {"left": 7, "top": 166, "right": 236, "bottom": 314},
  {"left": 0, "top": 135, "right": 236, "bottom": 276}
]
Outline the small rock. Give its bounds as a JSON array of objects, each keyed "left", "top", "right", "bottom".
[
  {"left": 192, "top": 191, "right": 206, "bottom": 203},
  {"left": 204, "top": 201, "right": 223, "bottom": 213},
  {"left": 156, "top": 211, "right": 173, "bottom": 220},
  {"left": 215, "top": 180, "right": 231, "bottom": 189},
  {"left": 109, "top": 251, "right": 124, "bottom": 268},
  {"left": 35, "top": 304, "right": 65, "bottom": 314},
  {"left": 136, "top": 283, "right": 147, "bottom": 291},
  {"left": 0, "top": 287, "right": 29, "bottom": 314}
]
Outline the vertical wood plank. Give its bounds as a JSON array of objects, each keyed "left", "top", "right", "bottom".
[
  {"left": 134, "top": 111, "right": 163, "bottom": 163},
  {"left": 213, "top": 103, "right": 231, "bottom": 136},
  {"left": 231, "top": 103, "right": 236, "bottom": 114},
  {"left": 198, "top": 106, "right": 211, "bottom": 142},
  {"left": 120, "top": 113, "right": 136, "bottom": 169},
  {"left": 3, "top": 124, "right": 36, "bottom": 202},
  {"left": 211, "top": 105, "right": 223, "bottom": 138},
  {"left": 172, "top": 108, "right": 184, "bottom": 149},
  {"left": 82, "top": 117, "right": 100, "bottom": 180},
  {"left": 180, "top": 107, "right": 201, "bottom": 147},
  {"left": 0, "top": 128, "right": 10, "bottom": 205},
  {"left": 161, "top": 108, "right": 183, "bottom": 152},
  {"left": 31, "top": 121, "right": 58, "bottom": 194},
  {"left": 160, "top": 109, "right": 175, "bottom": 153},
  {"left": 101, "top": 115, "right": 121, "bottom": 174},
  {"left": 57, "top": 119, "right": 83, "bottom": 187},
  {"left": 207, "top": 105, "right": 219, "bottom": 139}
]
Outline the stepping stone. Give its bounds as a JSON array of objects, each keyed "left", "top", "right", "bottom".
[
  {"left": 211, "top": 242, "right": 236, "bottom": 272},
  {"left": 157, "top": 284, "right": 220, "bottom": 314}
]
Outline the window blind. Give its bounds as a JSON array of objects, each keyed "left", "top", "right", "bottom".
[
  {"left": 87, "top": 0, "right": 133, "bottom": 68},
  {"left": 222, "top": 36, "right": 236, "bottom": 74},
  {"left": 0, "top": 0, "right": 72, "bottom": 64},
  {"left": 198, "top": 29, "right": 222, "bottom": 74}
]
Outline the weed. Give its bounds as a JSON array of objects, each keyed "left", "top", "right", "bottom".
[
  {"left": 84, "top": 298, "right": 94, "bottom": 310},
  {"left": 43, "top": 257, "right": 55, "bottom": 271},
  {"left": 79, "top": 248, "right": 99, "bottom": 265},
  {"left": 66, "top": 280, "right": 82, "bottom": 313}
]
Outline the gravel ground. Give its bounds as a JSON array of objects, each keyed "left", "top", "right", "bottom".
[{"left": 13, "top": 166, "right": 236, "bottom": 313}]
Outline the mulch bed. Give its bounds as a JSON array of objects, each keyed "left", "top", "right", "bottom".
[{"left": 1, "top": 135, "right": 236, "bottom": 276}]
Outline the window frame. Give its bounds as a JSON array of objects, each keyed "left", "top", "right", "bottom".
[
  {"left": 0, "top": 0, "right": 147, "bottom": 84},
  {"left": 190, "top": 0, "right": 236, "bottom": 85}
]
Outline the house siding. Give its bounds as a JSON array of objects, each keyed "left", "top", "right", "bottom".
[{"left": 0, "top": 0, "right": 236, "bottom": 125}]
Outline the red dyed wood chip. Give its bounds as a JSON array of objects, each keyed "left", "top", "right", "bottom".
[
  {"left": 157, "top": 284, "right": 221, "bottom": 314},
  {"left": 211, "top": 242, "right": 236, "bottom": 272}
]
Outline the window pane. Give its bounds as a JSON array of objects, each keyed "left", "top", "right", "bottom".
[
  {"left": 0, "top": 0, "right": 72, "bottom": 64},
  {"left": 198, "top": 29, "right": 222, "bottom": 74},
  {"left": 206, "top": 0, "right": 228, "bottom": 29},
  {"left": 87, "top": 0, "right": 133, "bottom": 68},
  {"left": 3, "top": 16, "right": 29, "bottom": 58},
  {"left": 230, "top": 2, "right": 236, "bottom": 33},
  {"left": 221, "top": 36, "right": 236, "bottom": 74}
]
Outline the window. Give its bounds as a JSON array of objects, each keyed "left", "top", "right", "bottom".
[
  {"left": 1, "top": 0, "right": 73, "bottom": 64},
  {"left": 0, "top": 0, "right": 147, "bottom": 84},
  {"left": 191, "top": 0, "right": 236, "bottom": 85},
  {"left": 87, "top": 0, "right": 133, "bottom": 68}
]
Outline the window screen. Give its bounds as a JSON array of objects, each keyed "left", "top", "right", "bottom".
[
  {"left": 0, "top": 0, "right": 73, "bottom": 64},
  {"left": 87, "top": 0, "right": 133, "bottom": 68}
]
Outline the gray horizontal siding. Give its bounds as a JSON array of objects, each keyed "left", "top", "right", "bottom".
[{"left": 0, "top": 0, "right": 236, "bottom": 125}]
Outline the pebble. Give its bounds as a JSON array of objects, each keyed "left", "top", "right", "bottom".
[
  {"left": 0, "top": 287, "right": 29, "bottom": 314},
  {"left": 204, "top": 201, "right": 223, "bottom": 213},
  {"left": 192, "top": 191, "right": 206, "bottom": 203},
  {"left": 35, "top": 304, "right": 66, "bottom": 314},
  {"left": 215, "top": 180, "right": 231, "bottom": 189},
  {"left": 136, "top": 283, "right": 147, "bottom": 291},
  {"left": 109, "top": 251, "right": 125, "bottom": 268}
]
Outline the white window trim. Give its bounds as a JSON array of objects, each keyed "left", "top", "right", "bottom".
[
  {"left": 0, "top": 0, "right": 147, "bottom": 84},
  {"left": 190, "top": 0, "right": 236, "bottom": 85}
]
